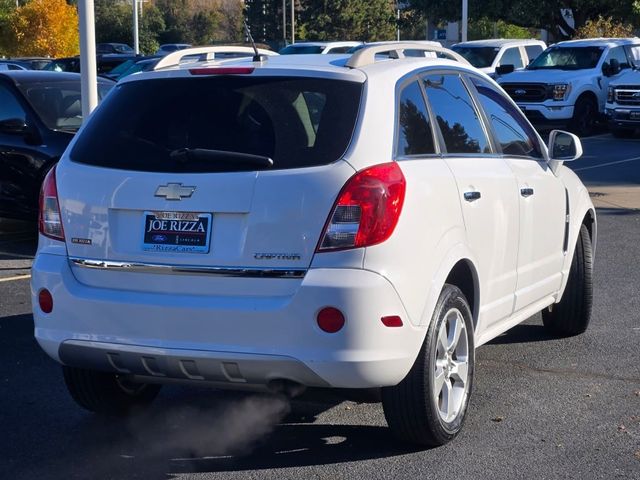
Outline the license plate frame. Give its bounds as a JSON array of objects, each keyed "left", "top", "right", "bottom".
[{"left": 142, "top": 211, "right": 212, "bottom": 254}]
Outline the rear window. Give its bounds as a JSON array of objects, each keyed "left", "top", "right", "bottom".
[{"left": 70, "top": 76, "right": 363, "bottom": 173}]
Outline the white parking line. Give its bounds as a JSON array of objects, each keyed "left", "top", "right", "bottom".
[
  {"left": 574, "top": 156, "right": 640, "bottom": 172},
  {"left": 0, "top": 274, "right": 31, "bottom": 283}
]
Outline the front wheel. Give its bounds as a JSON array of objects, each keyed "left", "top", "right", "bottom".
[
  {"left": 63, "top": 366, "right": 161, "bottom": 414},
  {"left": 382, "top": 285, "right": 475, "bottom": 447},
  {"left": 569, "top": 96, "right": 598, "bottom": 137},
  {"left": 542, "top": 224, "right": 593, "bottom": 336}
]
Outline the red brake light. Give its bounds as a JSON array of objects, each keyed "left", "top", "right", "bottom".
[
  {"left": 189, "top": 67, "right": 255, "bottom": 75},
  {"left": 38, "top": 289, "right": 53, "bottom": 314},
  {"left": 38, "top": 166, "right": 65, "bottom": 241},
  {"left": 317, "top": 162, "right": 406, "bottom": 252},
  {"left": 317, "top": 307, "right": 346, "bottom": 333}
]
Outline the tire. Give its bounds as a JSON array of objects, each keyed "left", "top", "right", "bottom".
[
  {"left": 611, "top": 127, "right": 634, "bottom": 139},
  {"left": 62, "top": 366, "right": 161, "bottom": 414},
  {"left": 569, "top": 96, "right": 598, "bottom": 137},
  {"left": 382, "top": 285, "right": 475, "bottom": 447},
  {"left": 542, "top": 224, "right": 593, "bottom": 336}
]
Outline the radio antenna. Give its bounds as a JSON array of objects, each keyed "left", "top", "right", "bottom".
[{"left": 243, "top": 20, "right": 267, "bottom": 63}]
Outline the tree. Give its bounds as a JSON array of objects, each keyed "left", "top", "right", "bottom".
[
  {"left": 6, "top": 0, "right": 79, "bottom": 57},
  {"left": 407, "top": 0, "right": 640, "bottom": 40},
  {"left": 0, "top": 0, "right": 16, "bottom": 56},
  {"left": 214, "top": 0, "right": 244, "bottom": 42},
  {"left": 299, "top": 0, "right": 396, "bottom": 42},
  {"left": 573, "top": 15, "right": 635, "bottom": 39}
]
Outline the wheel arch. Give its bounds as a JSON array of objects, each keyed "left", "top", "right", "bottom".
[{"left": 420, "top": 245, "right": 480, "bottom": 333}]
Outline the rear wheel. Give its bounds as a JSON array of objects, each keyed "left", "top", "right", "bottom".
[
  {"left": 382, "top": 285, "right": 474, "bottom": 447},
  {"left": 569, "top": 96, "right": 598, "bottom": 137},
  {"left": 63, "top": 366, "right": 161, "bottom": 414},
  {"left": 542, "top": 224, "right": 593, "bottom": 336}
]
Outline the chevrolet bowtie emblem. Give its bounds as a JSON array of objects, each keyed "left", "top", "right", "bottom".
[{"left": 154, "top": 183, "right": 196, "bottom": 201}]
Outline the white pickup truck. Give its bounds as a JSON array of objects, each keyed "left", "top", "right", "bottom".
[
  {"left": 605, "top": 44, "right": 640, "bottom": 137},
  {"left": 498, "top": 38, "right": 640, "bottom": 136}
]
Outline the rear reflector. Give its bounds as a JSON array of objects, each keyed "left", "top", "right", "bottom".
[
  {"left": 38, "top": 166, "right": 65, "bottom": 241},
  {"left": 189, "top": 67, "right": 255, "bottom": 75},
  {"left": 381, "top": 315, "right": 403, "bottom": 327},
  {"left": 317, "top": 307, "right": 345, "bottom": 333},
  {"left": 38, "top": 289, "right": 53, "bottom": 313},
  {"left": 317, "top": 162, "right": 406, "bottom": 252}
]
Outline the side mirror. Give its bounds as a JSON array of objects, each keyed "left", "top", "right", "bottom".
[
  {"left": 0, "top": 117, "right": 27, "bottom": 134},
  {"left": 602, "top": 62, "right": 612, "bottom": 77},
  {"left": 610, "top": 58, "right": 621, "bottom": 75},
  {"left": 548, "top": 130, "right": 582, "bottom": 162},
  {"left": 496, "top": 64, "right": 515, "bottom": 76}
]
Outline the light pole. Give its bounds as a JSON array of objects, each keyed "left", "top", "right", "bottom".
[
  {"left": 78, "top": 0, "right": 98, "bottom": 116},
  {"left": 290, "top": 0, "right": 295, "bottom": 44},
  {"left": 461, "top": 0, "right": 468, "bottom": 42},
  {"left": 133, "top": 0, "right": 139, "bottom": 54},
  {"left": 282, "top": 0, "right": 286, "bottom": 44}
]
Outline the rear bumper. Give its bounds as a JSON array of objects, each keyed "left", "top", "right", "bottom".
[{"left": 31, "top": 252, "right": 426, "bottom": 389}]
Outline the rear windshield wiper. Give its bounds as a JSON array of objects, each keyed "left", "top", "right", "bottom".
[{"left": 169, "top": 148, "right": 274, "bottom": 168}]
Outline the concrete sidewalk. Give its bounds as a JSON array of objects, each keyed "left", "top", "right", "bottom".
[{"left": 587, "top": 185, "right": 640, "bottom": 210}]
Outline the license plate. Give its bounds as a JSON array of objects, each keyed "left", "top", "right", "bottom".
[
  {"left": 630, "top": 111, "right": 640, "bottom": 120},
  {"left": 142, "top": 211, "right": 212, "bottom": 253}
]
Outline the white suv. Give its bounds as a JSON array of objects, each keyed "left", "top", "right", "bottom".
[
  {"left": 452, "top": 38, "right": 546, "bottom": 77},
  {"left": 32, "top": 43, "right": 596, "bottom": 447},
  {"left": 499, "top": 38, "right": 640, "bottom": 135}
]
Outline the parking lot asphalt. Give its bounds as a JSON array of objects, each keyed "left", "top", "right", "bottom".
[{"left": 0, "top": 134, "right": 639, "bottom": 479}]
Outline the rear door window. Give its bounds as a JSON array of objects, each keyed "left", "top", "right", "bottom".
[
  {"left": 524, "top": 45, "right": 543, "bottom": 64},
  {"left": 499, "top": 47, "right": 524, "bottom": 69},
  {"left": 70, "top": 76, "right": 363, "bottom": 173},
  {"left": 422, "top": 73, "right": 491, "bottom": 155},
  {"left": 396, "top": 80, "right": 435, "bottom": 156}
]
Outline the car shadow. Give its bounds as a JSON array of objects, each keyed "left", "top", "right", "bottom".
[
  {"left": 1, "top": 313, "right": 422, "bottom": 479},
  {"left": 486, "top": 322, "right": 558, "bottom": 345}
]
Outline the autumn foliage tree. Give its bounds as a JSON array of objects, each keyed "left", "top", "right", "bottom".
[{"left": 8, "top": 0, "right": 79, "bottom": 57}]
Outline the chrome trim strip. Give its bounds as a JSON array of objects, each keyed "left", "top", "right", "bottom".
[{"left": 69, "top": 257, "right": 307, "bottom": 279}]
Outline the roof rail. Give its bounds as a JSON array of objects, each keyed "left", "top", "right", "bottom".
[
  {"left": 345, "top": 42, "right": 470, "bottom": 69},
  {"left": 154, "top": 46, "right": 277, "bottom": 71}
]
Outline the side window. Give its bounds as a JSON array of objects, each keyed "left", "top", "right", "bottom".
[
  {"left": 396, "top": 80, "right": 435, "bottom": 156},
  {"left": 422, "top": 74, "right": 491, "bottom": 155},
  {"left": 0, "top": 84, "right": 26, "bottom": 123},
  {"left": 327, "top": 46, "right": 352, "bottom": 54},
  {"left": 604, "top": 46, "right": 630, "bottom": 70},
  {"left": 524, "top": 45, "right": 543, "bottom": 64},
  {"left": 499, "top": 47, "right": 524, "bottom": 69},
  {"left": 470, "top": 76, "right": 543, "bottom": 159}
]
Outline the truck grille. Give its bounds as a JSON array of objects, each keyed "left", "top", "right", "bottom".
[
  {"left": 615, "top": 87, "right": 640, "bottom": 106},
  {"left": 501, "top": 83, "right": 549, "bottom": 103}
]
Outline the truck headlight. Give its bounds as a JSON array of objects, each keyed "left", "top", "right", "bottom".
[
  {"left": 607, "top": 87, "right": 614, "bottom": 103},
  {"left": 552, "top": 84, "right": 571, "bottom": 101}
]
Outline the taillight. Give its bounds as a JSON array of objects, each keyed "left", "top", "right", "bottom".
[
  {"left": 317, "top": 162, "right": 406, "bottom": 252},
  {"left": 38, "top": 166, "right": 65, "bottom": 241},
  {"left": 189, "top": 67, "right": 255, "bottom": 75}
]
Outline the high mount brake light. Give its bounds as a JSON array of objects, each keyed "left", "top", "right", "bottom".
[
  {"left": 317, "top": 162, "right": 406, "bottom": 252},
  {"left": 38, "top": 166, "right": 65, "bottom": 241},
  {"left": 189, "top": 67, "right": 255, "bottom": 75}
]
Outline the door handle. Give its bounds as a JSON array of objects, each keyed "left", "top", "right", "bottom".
[
  {"left": 520, "top": 187, "right": 534, "bottom": 198},
  {"left": 464, "top": 191, "right": 481, "bottom": 202}
]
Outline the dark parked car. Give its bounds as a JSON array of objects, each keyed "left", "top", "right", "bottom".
[
  {"left": 96, "top": 43, "right": 134, "bottom": 55},
  {"left": 44, "top": 55, "right": 134, "bottom": 75},
  {"left": 0, "top": 71, "right": 113, "bottom": 222}
]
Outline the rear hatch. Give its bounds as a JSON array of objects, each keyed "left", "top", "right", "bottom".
[{"left": 57, "top": 74, "right": 363, "bottom": 292}]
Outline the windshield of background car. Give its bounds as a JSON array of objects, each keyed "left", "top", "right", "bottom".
[
  {"left": 19, "top": 81, "right": 113, "bottom": 131},
  {"left": 70, "top": 76, "right": 363, "bottom": 173},
  {"left": 279, "top": 45, "right": 324, "bottom": 54},
  {"left": 528, "top": 46, "right": 605, "bottom": 70},
  {"left": 627, "top": 45, "right": 640, "bottom": 68},
  {"left": 451, "top": 46, "right": 499, "bottom": 68}
]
